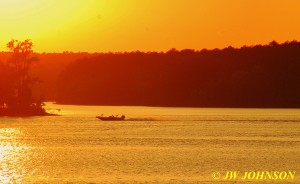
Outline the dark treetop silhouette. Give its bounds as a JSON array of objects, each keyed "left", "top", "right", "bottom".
[
  {"left": 56, "top": 41, "right": 300, "bottom": 108},
  {"left": 1, "top": 40, "right": 300, "bottom": 108},
  {"left": 0, "top": 39, "right": 50, "bottom": 116}
]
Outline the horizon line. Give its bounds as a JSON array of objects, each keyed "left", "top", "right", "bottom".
[{"left": 0, "top": 39, "right": 298, "bottom": 54}]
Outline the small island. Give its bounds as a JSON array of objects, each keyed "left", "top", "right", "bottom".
[{"left": 0, "top": 39, "right": 52, "bottom": 116}]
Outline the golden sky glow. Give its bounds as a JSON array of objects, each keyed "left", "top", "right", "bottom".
[{"left": 1, "top": 0, "right": 300, "bottom": 52}]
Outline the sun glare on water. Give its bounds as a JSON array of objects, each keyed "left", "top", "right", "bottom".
[{"left": 0, "top": 128, "right": 34, "bottom": 183}]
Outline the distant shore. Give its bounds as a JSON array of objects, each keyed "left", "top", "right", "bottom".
[
  {"left": 55, "top": 41, "right": 300, "bottom": 108},
  {"left": 54, "top": 102, "right": 300, "bottom": 109}
]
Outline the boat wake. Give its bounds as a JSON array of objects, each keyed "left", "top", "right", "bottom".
[{"left": 126, "top": 117, "right": 168, "bottom": 121}]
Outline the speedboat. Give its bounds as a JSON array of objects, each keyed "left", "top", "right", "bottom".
[{"left": 96, "top": 115, "right": 125, "bottom": 121}]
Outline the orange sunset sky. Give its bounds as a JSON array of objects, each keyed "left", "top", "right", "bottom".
[{"left": 0, "top": 0, "right": 300, "bottom": 53}]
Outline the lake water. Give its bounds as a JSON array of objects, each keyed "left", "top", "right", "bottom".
[{"left": 0, "top": 103, "right": 300, "bottom": 183}]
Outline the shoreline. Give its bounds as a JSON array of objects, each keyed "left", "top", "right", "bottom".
[{"left": 53, "top": 102, "right": 300, "bottom": 109}]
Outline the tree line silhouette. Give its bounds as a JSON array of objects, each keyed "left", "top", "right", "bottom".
[
  {"left": 55, "top": 41, "right": 300, "bottom": 107},
  {"left": 1, "top": 40, "right": 300, "bottom": 109}
]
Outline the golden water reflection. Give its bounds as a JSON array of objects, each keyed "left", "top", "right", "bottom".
[{"left": 0, "top": 128, "right": 35, "bottom": 183}]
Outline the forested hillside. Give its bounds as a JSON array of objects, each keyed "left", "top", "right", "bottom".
[{"left": 55, "top": 41, "right": 300, "bottom": 107}]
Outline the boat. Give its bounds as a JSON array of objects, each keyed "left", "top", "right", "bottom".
[{"left": 96, "top": 115, "right": 125, "bottom": 121}]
